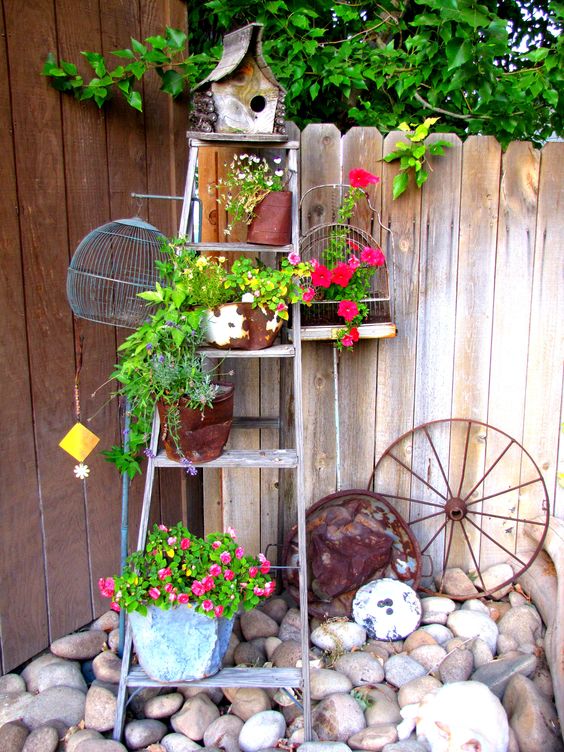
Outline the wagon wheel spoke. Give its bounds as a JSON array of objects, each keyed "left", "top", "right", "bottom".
[
  {"left": 424, "top": 426, "right": 454, "bottom": 498},
  {"left": 388, "top": 450, "right": 448, "bottom": 501},
  {"left": 441, "top": 521, "right": 456, "bottom": 580},
  {"left": 419, "top": 519, "right": 448, "bottom": 555},
  {"left": 466, "top": 509, "right": 546, "bottom": 526},
  {"left": 409, "top": 510, "right": 446, "bottom": 526},
  {"left": 464, "top": 516, "right": 529, "bottom": 569},
  {"left": 462, "top": 438, "right": 515, "bottom": 502},
  {"left": 459, "top": 520, "right": 487, "bottom": 591},
  {"left": 456, "top": 420, "right": 473, "bottom": 498},
  {"left": 381, "top": 492, "right": 445, "bottom": 510},
  {"left": 465, "top": 477, "right": 544, "bottom": 507}
]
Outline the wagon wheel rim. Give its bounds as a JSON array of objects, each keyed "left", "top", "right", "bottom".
[{"left": 371, "top": 418, "right": 550, "bottom": 600}]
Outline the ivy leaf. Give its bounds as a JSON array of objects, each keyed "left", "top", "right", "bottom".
[{"left": 392, "top": 172, "right": 409, "bottom": 200}]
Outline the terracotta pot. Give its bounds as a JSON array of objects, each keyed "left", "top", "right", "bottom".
[
  {"left": 157, "top": 382, "right": 234, "bottom": 463},
  {"left": 204, "top": 302, "right": 283, "bottom": 350},
  {"left": 129, "top": 605, "right": 234, "bottom": 682},
  {"left": 247, "top": 190, "right": 292, "bottom": 245}
]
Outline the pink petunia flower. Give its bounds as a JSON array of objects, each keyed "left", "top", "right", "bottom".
[
  {"left": 249, "top": 566, "right": 259, "bottom": 578},
  {"left": 311, "top": 264, "right": 332, "bottom": 288},
  {"left": 158, "top": 524, "right": 168, "bottom": 532},
  {"left": 202, "top": 599, "right": 214, "bottom": 611},
  {"left": 177, "top": 593, "right": 189, "bottom": 604},
  {"left": 224, "top": 569, "right": 235, "bottom": 581},
  {"left": 288, "top": 252, "right": 301, "bottom": 265},
  {"left": 348, "top": 254, "right": 361, "bottom": 270},
  {"left": 214, "top": 604, "right": 224, "bottom": 617},
  {"left": 337, "top": 300, "right": 359, "bottom": 322},
  {"left": 209, "top": 563, "right": 222, "bottom": 577},
  {"left": 191, "top": 581, "right": 205, "bottom": 596},
  {"left": 331, "top": 262, "right": 354, "bottom": 287},
  {"left": 301, "top": 287, "right": 315, "bottom": 303},
  {"left": 158, "top": 567, "right": 172, "bottom": 580},
  {"left": 235, "top": 547, "right": 245, "bottom": 559},
  {"left": 349, "top": 327, "right": 360, "bottom": 342},
  {"left": 349, "top": 168, "right": 380, "bottom": 188},
  {"left": 341, "top": 333, "right": 355, "bottom": 347},
  {"left": 220, "top": 551, "right": 232, "bottom": 565},
  {"left": 148, "top": 587, "right": 160, "bottom": 600},
  {"left": 360, "top": 245, "right": 385, "bottom": 267},
  {"left": 180, "top": 537, "right": 191, "bottom": 550}
]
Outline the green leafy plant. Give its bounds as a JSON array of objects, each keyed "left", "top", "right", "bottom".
[
  {"left": 383, "top": 118, "right": 453, "bottom": 199},
  {"left": 98, "top": 522, "right": 275, "bottom": 618},
  {"left": 212, "top": 153, "right": 287, "bottom": 236}
]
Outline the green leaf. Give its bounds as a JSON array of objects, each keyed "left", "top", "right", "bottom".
[
  {"left": 166, "top": 27, "right": 187, "bottom": 49},
  {"left": 61, "top": 61, "right": 78, "bottom": 76},
  {"left": 160, "top": 70, "right": 185, "bottom": 97},
  {"left": 392, "top": 172, "right": 409, "bottom": 200},
  {"left": 415, "top": 169, "right": 429, "bottom": 187},
  {"left": 290, "top": 13, "right": 309, "bottom": 29},
  {"left": 112, "top": 48, "right": 136, "bottom": 59},
  {"left": 310, "top": 81, "right": 320, "bottom": 100},
  {"left": 131, "top": 38, "right": 147, "bottom": 56},
  {"left": 446, "top": 39, "right": 473, "bottom": 70}
]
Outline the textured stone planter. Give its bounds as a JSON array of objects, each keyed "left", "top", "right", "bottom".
[{"left": 129, "top": 605, "right": 234, "bottom": 682}]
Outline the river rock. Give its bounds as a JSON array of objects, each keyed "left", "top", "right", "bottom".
[
  {"left": 497, "top": 605, "right": 543, "bottom": 646},
  {"left": 478, "top": 563, "right": 515, "bottom": 598},
  {"left": 204, "top": 713, "right": 244, "bottom": 749},
  {"left": 264, "top": 636, "right": 282, "bottom": 660},
  {"left": 84, "top": 682, "right": 118, "bottom": 732},
  {"left": 50, "top": 630, "right": 107, "bottom": 660},
  {"left": 348, "top": 724, "right": 398, "bottom": 750},
  {"left": 20, "top": 654, "right": 69, "bottom": 694},
  {"left": 107, "top": 629, "right": 120, "bottom": 653},
  {"left": 233, "top": 641, "right": 265, "bottom": 667},
  {"left": 171, "top": 694, "right": 220, "bottom": 740},
  {"left": 333, "top": 652, "right": 385, "bottom": 686},
  {"left": 20, "top": 724, "right": 59, "bottom": 752},
  {"left": 222, "top": 633, "right": 239, "bottom": 668},
  {"left": 471, "top": 653, "right": 538, "bottom": 698},
  {"left": 240, "top": 610, "right": 279, "bottom": 641},
  {"left": 0, "top": 674, "right": 26, "bottom": 694},
  {"left": 310, "top": 668, "right": 352, "bottom": 700},
  {"left": 402, "top": 630, "right": 437, "bottom": 654},
  {"left": 298, "top": 744, "right": 351, "bottom": 752},
  {"left": 22, "top": 685, "right": 86, "bottom": 730},
  {"left": 312, "top": 693, "right": 366, "bottom": 742},
  {"left": 73, "top": 741, "right": 127, "bottom": 751},
  {"left": 471, "top": 637, "right": 495, "bottom": 668},
  {"left": 419, "top": 624, "right": 453, "bottom": 645},
  {"left": 36, "top": 658, "right": 87, "bottom": 693},
  {"left": 271, "top": 639, "right": 303, "bottom": 668},
  {"left": 0, "top": 690, "right": 35, "bottom": 726},
  {"left": 92, "top": 651, "right": 122, "bottom": 684},
  {"left": 397, "top": 676, "right": 443, "bottom": 708},
  {"left": 420, "top": 597, "right": 457, "bottom": 617},
  {"left": 66, "top": 729, "right": 104, "bottom": 752},
  {"left": 160, "top": 733, "right": 203, "bottom": 752},
  {"left": 124, "top": 719, "right": 167, "bottom": 749},
  {"left": 437, "top": 568, "right": 479, "bottom": 597},
  {"left": 0, "top": 720, "right": 29, "bottom": 752},
  {"left": 384, "top": 655, "right": 426, "bottom": 688},
  {"left": 447, "top": 610, "right": 498, "bottom": 653},
  {"left": 144, "top": 692, "right": 184, "bottom": 719},
  {"left": 503, "top": 674, "right": 563, "bottom": 752},
  {"left": 278, "top": 609, "right": 302, "bottom": 642},
  {"left": 230, "top": 687, "right": 272, "bottom": 721},
  {"left": 352, "top": 685, "right": 398, "bottom": 708},
  {"left": 439, "top": 646, "right": 474, "bottom": 683},
  {"left": 407, "top": 645, "right": 446, "bottom": 673},
  {"left": 381, "top": 741, "right": 428, "bottom": 752},
  {"left": 90, "top": 611, "right": 120, "bottom": 633},
  {"left": 260, "top": 598, "right": 289, "bottom": 624},
  {"left": 177, "top": 685, "right": 223, "bottom": 704},
  {"left": 364, "top": 696, "right": 402, "bottom": 726},
  {"left": 311, "top": 622, "right": 366, "bottom": 653},
  {"left": 238, "top": 710, "right": 286, "bottom": 752}
]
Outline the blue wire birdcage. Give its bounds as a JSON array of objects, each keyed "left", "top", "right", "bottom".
[{"left": 67, "top": 218, "right": 166, "bottom": 329}]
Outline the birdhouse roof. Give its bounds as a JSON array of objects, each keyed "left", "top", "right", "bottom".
[{"left": 193, "top": 23, "right": 285, "bottom": 93}]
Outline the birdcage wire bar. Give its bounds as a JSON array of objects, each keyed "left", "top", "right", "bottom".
[{"left": 67, "top": 219, "right": 166, "bottom": 329}]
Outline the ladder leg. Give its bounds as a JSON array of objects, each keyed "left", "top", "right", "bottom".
[
  {"left": 112, "top": 626, "right": 134, "bottom": 740},
  {"left": 178, "top": 143, "right": 199, "bottom": 239}
]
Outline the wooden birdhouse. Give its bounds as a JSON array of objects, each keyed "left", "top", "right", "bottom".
[{"left": 189, "top": 23, "right": 286, "bottom": 136}]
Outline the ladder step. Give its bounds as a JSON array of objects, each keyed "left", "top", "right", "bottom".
[
  {"left": 200, "top": 344, "right": 295, "bottom": 358},
  {"left": 233, "top": 416, "right": 280, "bottom": 430},
  {"left": 183, "top": 241, "right": 293, "bottom": 254},
  {"left": 154, "top": 449, "right": 298, "bottom": 468},
  {"left": 187, "top": 132, "right": 299, "bottom": 148},
  {"left": 127, "top": 665, "right": 303, "bottom": 689},
  {"left": 291, "top": 323, "right": 397, "bottom": 341}
]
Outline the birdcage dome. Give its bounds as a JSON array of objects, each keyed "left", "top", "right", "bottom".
[{"left": 67, "top": 218, "right": 166, "bottom": 329}]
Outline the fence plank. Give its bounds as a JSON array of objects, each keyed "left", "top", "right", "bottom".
[
  {"left": 449, "top": 136, "right": 501, "bottom": 571},
  {"left": 0, "top": 4, "right": 49, "bottom": 671},
  {"left": 523, "top": 143, "right": 564, "bottom": 518},
  {"left": 480, "top": 141, "right": 538, "bottom": 571}
]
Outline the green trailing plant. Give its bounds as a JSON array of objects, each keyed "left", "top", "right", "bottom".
[
  {"left": 383, "top": 118, "right": 453, "bottom": 199},
  {"left": 42, "top": 1, "right": 563, "bottom": 147}
]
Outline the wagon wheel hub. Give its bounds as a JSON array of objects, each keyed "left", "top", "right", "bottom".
[{"left": 445, "top": 497, "right": 467, "bottom": 521}]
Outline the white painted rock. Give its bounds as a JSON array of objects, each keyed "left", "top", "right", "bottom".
[
  {"left": 238, "top": 710, "right": 286, "bottom": 752},
  {"left": 447, "top": 610, "right": 499, "bottom": 654},
  {"left": 353, "top": 580, "right": 421, "bottom": 640},
  {"left": 310, "top": 622, "right": 366, "bottom": 652}
]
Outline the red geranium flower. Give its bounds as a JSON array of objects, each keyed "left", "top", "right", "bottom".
[
  {"left": 311, "top": 264, "right": 332, "bottom": 288},
  {"left": 337, "top": 300, "right": 359, "bottom": 322},
  {"left": 349, "top": 168, "right": 380, "bottom": 188},
  {"left": 341, "top": 333, "right": 355, "bottom": 347},
  {"left": 350, "top": 327, "right": 360, "bottom": 342},
  {"left": 331, "top": 262, "right": 354, "bottom": 287}
]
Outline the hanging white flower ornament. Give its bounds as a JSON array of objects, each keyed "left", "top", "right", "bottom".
[{"left": 73, "top": 463, "right": 90, "bottom": 480}]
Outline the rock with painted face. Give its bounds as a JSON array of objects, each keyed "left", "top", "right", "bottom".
[{"left": 353, "top": 579, "right": 422, "bottom": 640}]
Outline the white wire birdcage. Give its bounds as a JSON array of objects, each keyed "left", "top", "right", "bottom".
[
  {"left": 67, "top": 218, "right": 166, "bottom": 329},
  {"left": 299, "top": 184, "right": 394, "bottom": 328}
]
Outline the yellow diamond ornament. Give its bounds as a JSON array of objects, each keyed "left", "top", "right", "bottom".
[{"left": 59, "top": 422, "right": 100, "bottom": 462}]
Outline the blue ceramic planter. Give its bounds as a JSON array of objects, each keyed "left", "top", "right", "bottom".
[{"left": 129, "top": 604, "right": 234, "bottom": 682}]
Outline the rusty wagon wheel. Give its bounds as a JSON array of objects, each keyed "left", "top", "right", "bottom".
[{"left": 371, "top": 419, "right": 550, "bottom": 599}]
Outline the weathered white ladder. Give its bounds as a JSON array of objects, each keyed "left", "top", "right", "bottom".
[{"left": 113, "top": 132, "right": 312, "bottom": 741}]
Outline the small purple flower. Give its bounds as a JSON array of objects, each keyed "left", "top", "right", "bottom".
[
  {"left": 122, "top": 428, "right": 130, "bottom": 437},
  {"left": 144, "top": 448, "right": 156, "bottom": 459},
  {"left": 180, "top": 457, "right": 197, "bottom": 476},
  {"left": 158, "top": 355, "right": 165, "bottom": 363},
  {"left": 146, "top": 343, "right": 153, "bottom": 351}
]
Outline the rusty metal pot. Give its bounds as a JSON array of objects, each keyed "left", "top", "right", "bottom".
[
  {"left": 247, "top": 190, "right": 292, "bottom": 245},
  {"left": 204, "top": 302, "right": 283, "bottom": 350}
]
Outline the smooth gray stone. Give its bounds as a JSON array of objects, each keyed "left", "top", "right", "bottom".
[
  {"left": 471, "top": 654, "right": 537, "bottom": 698},
  {"left": 22, "top": 685, "right": 86, "bottom": 730},
  {"left": 384, "top": 654, "right": 427, "bottom": 688}
]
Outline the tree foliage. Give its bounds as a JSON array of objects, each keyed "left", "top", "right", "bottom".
[{"left": 43, "top": 0, "right": 563, "bottom": 146}]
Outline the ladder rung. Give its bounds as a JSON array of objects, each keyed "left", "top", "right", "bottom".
[
  {"left": 200, "top": 343, "right": 295, "bottom": 359},
  {"left": 182, "top": 241, "right": 293, "bottom": 254},
  {"left": 127, "top": 665, "right": 302, "bottom": 689},
  {"left": 154, "top": 449, "right": 298, "bottom": 469}
]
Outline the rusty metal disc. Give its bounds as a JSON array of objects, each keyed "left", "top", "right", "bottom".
[{"left": 370, "top": 418, "right": 550, "bottom": 600}]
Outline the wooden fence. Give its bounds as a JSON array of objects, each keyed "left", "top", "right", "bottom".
[{"left": 0, "top": 1, "right": 562, "bottom": 673}]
